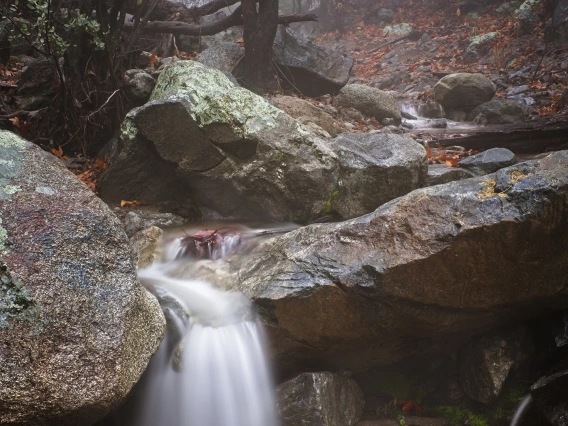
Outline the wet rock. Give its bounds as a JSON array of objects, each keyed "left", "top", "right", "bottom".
[
  {"left": 460, "top": 327, "right": 533, "bottom": 404},
  {"left": 124, "top": 70, "right": 155, "bottom": 102},
  {"left": 434, "top": 73, "right": 496, "bottom": 113},
  {"left": 117, "top": 209, "right": 185, "bottom": 238},
  {"left": 335, "top": 84, "right": 402, "bottom": 124},
  {"left": 531, "top": 370, "right": 568, "bottom": 426},
  {"left": 517, "top": 8, "right": 540, "bottom": 36},
  {"left": 130, "top": 226, "right": 163, "bottom": 269},
  {"left": 99, "top": 60, "right": 339, "bottom": 222},
  {"left": 467, "top": 99, "right": 529, "bottom": 124},
  {"left": 458, "top": 147, "right": 517, "bottom": 176},
  {"left": 425, "top": 164, "right": 475, "bottom": 186},
  {"left": 232, "top": 152, "right": 568, "bottom": 373},
  {"left": 277, "top": 372, "right": 365, "bottom": 426},
  {"left": 273, "top": 26, "right": 353, "bottom": 96},
  {"left": 327, "top": 133, "right": 427, "bottom": 219},
  {"left": 0, "top": 130, "right": 165, "bottom": 425},
  {"left": 195, "top": 42, "right": 244, "bottom": 73},
  {"left": 271, "top": 95, "right": 342, "bottom": 137}
]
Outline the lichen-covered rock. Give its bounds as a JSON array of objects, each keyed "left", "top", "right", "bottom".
[
  {"left": 464, "top": 32, "right": 498, "bottom": 63},
  {"left": 271, "top": 95, "right": 342, "bottom": 137},
  {"left": 459, "top": 327, "right": 533, "bottom": 404},
  {"left": 335, "top": 84, "right": 402, "bottom": 124},
  {"left": 195, "top": 42, "right": 244, "bottom": 73},
  {"left": 425, "top": 164, "right": 475, "bottom": 186},
  {"left": 99, "top": 60, "right": 339, "bottom": 222},
  {"left": 273, "top": 26, "right": 353, "bottom": 97},
  {"left": 124, "top": 70, "right": 155, "bottom": 102},
  {"left": 277, "top": 372, "right": 365, "bottom": 426},
  {"left": 327, "top": 133, "right": 427, "bottom": 219},
  {"left": 434, "top": 73, "right": 496, "bottom": 113},
  {"left": 0, "top": 130, "right": 165, "bottom": 425},
  {"left": 230, "top": 151, "right": 568, "bottom": 373},
  {"left": 467, "top": 99, "right": 530, "bottom": 124},
  {"left": 458, "top": 148, "right": 517, "bottom": 176}
]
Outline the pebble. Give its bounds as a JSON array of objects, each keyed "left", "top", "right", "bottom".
[{"left": 507, "top": 85, "right": 530, "bottom": 96}]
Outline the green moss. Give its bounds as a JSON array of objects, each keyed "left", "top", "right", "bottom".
[
  {"left": 492, "top": 385, "right": 527, "bottom": 422},
  {"left": 325, "top": 190, "right": 340, "bottom": 214},
  {"left": 436, "top": 405, "right": 489, "bottom": 426}
]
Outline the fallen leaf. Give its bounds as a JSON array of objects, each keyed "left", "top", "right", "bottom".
[{"left": 121, "top": 200, "right": 139, "bottom": 207}]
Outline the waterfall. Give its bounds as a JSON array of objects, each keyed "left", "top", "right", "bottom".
[{"left": 115, "top": 225, "right": 285, "bottom": 426}]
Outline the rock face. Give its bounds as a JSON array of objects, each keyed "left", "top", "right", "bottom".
[
  {"left": 531, "top": 370, "right": 568, "bottom": 426},
  {"left": 273, "top": 26, "right": 353, "bottom": 97},
  {"left": 459, "top": 327, "right": 533, "bottom": 404},
  {"left": 458, "top": 148, "right": 517, "bottom": 176},
  {"left": 467, "top": 99, "right": 529, "bottom": 124},
  {"left": 327, "top": 133, "right": 427, "bottom": 219},
  {"left": 277, "top": 372, "right": 365, "bottom": 426},
  {"left": 99, "top": 60, "right": 339, "bottom": 222},
  {"left": 335, "top": 84, "right": 402, "bottom": 124},
  {"left": 434, "top": 73, "right": 496, "bottom": 113},
  {"left": 195, "top": 42, "right": 244, "bottom": 73},
  {"left": 232, "top": 151, "right": 568, "bottom": 373},
  {"left": 0, "top": 131, "right": 165, "bottom": 425},
  {"left": 271, "top": 95, "right": 342, "bottom": 137}
]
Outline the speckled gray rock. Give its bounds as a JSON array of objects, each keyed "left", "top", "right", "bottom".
[
  {"left": 425, "top": 164, "right": 475, "bottom": 186},
  {"left": 434, "top": 73, "right": 496, "bottom": 113},
  {"left": 273, "top": 26, "right": 353, "bottom": 97},
  {"left": 117, "top": 209, "right": 185, "bottom": 238},
  {"left": 271, "top": 95, "right": 342, "bottom": 137},
  {"left": 327, "top": 133, "right": 427, "bottom": 219},
  {"left": 230, "top": 152, "right": 568, "bottom": 373},
  {"left": 335, "top": 84, "right": 402, "bottom": 124},
  {"left": 460, "top": 327, "right": 533, "bottom": 404},
  {"left": 195, "top": 42, "right": 244, "bottom": 73},
  {"left": 277, "top": 372, "right": 365, "bottom": 426},
  {"left": 467, "top": 99, "right": 530, "bottom": 124},
  {"left": 99, "top": 60, "right": 339, "bottom": 222},
  {"left": 458, "top": 148, "right": 517, "bottom": 176},
  {"left": 0, "top": 130, "right": 165, "bottom": 425}
]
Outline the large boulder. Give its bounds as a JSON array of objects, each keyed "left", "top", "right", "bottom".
[
  {"left": 98, "top": 60, "right": 339, "bottom": 222},
  {"left": 458, "top": 148, "right": 517, "bottom": 176},
  {"left": 0, "top": 131, "right": 165, "bottom": 425},
  {"left": 277, "top": 372, "right": 365, "bottom": 426},
  {"left": 327, "top": 133, "right": 427, "bottom": 219},
  {"left": 335, "top": 84, "right": 402, "bottom": 124},
  {"left": 195, "top": 42, "right": 244, "bottom": 73},
  {"left": 467, "top": 99, "right": 530, "bottom": 124},
  {"left": 271, "top": 95, "right": 342, "bottom": 137},
  {"left": 273, "top": 26, "right": 353, "bottom": 97},
  {"left": 434, "top": 73, "right": 496, "bottom": 113},
  {"left": 232, "top": 151, "right": 568, "bottom": 373}
]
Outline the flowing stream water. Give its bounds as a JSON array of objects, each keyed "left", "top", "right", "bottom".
[{"left": 112, "top": 224, "right": 292, "bottom": 426}]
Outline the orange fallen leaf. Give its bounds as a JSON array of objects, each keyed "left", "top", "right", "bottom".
[
  {"left": 121, "top": 200, "right": 139, "bottom": 207},
  {"left": 50, "top": 146, "right": 67, "bottom": 159},
  {"left": 148, "top": 53, "right": 159, "bottom": 67}
]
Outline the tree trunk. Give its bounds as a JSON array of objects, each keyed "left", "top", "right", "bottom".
[{"left": 242, "top": 0, "right": 279, "bottom": 92}]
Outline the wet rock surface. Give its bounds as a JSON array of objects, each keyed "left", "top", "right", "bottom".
[
  {"left": 0, "top": 131, "right": 165, "bottom": 425},
  {"left": 327, "top": 132, "right": 427, "bottom": 219},
  {"left": 277, "top": 372, "right": 365, "bottom": 426},
  {"left": 229, "top": 151, "right": 568, "bottom": 373},
  {"left": 458, "top": 147, "right": 517, "bottom": 176}
]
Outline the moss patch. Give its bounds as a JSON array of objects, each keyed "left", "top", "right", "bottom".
[
  {"left": 325, "top": 190, "right": 340, "bottom": 214},
  {"left": 477, "top": 178, "right": 507, "bottom": 199},
  {"left": 436, "top": 405, "right": 489, "bottom": 426}
]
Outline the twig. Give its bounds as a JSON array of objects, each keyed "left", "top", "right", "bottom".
[
  {"left": 271, "top": 58, "right": 304, "bottom": 95},
  {"left": 125, "top": 0, "right": 162, "bottom": 54},
  {"left": 0, "top": 110, "right": 30, "bottom": 119},
  {"left": 87, "top": 89, "right": 120, "bottom": 121}
]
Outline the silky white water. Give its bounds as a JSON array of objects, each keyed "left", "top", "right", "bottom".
[{"left": 118, "top": 225, "right": 284, "bottom": 426}]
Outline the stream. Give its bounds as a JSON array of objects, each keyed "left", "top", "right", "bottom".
[{"left": 107, "top": 224, "right": 298, "bottom": 426}]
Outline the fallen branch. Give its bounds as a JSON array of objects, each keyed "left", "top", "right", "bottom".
[
  {"left": 0, "top": 110, "right": 30, "bottom": 119},
  {"left": 138, "top": 7, "right": 318, "bottom": 36}
]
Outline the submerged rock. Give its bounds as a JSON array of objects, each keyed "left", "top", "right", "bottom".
[
  {"left": 327, "top": 133, "right": 427, "bottom": 219},
  {"left": 232, "top": 151, "right": 568, "bottom": 372},
  {"left": 335, "top": 84, "right": 402, "bottom": 124},
  {"left": 0, "top": 131, "right": 165, "bottom": 425},
  {"left": 277, "top": 372, "right": 365, "bottom": 426}
]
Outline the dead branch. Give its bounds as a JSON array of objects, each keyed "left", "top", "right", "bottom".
[{"left": 138, "top": 7, "right": 318, "bottom": 36}]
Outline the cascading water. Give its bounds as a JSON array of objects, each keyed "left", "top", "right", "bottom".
[{"left": 113, "top": 224, "right": 290, "bottom": 426}]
